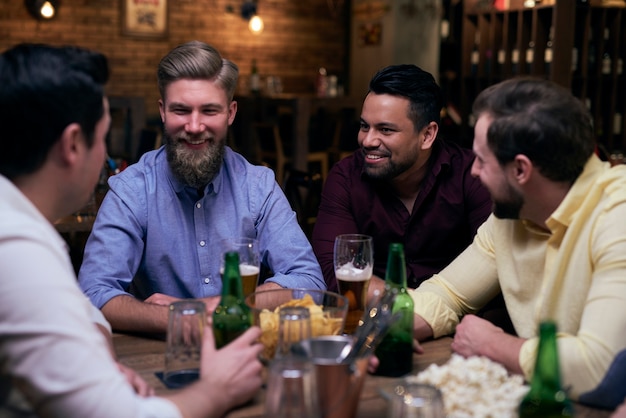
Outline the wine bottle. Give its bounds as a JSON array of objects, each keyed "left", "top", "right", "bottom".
[
  {"left": 212, "top": 251, "right": 252, "bottom": 348},
  {"left": 249, "top": 59, "right": 260, "bottom": 95},
  {"left": 373, "top": 243, "right": 414, "bottom": 377},
  {"left": 519, "top": 321, "right": 573, "bottom": 417}
]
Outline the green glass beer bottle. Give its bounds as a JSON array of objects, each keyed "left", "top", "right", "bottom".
[
  {"left": 373, "top": 243, "right": 414, "bottom": 377},
  {"left": 519, "top": 321, "right": 573, "bottom": 417},
  {"left": 212, "top": 251, "right": 252, "bottom": 348}
]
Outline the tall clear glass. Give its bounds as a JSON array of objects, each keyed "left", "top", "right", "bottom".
[
  {"left": 333, "top": 234, "right": 373, "bottom": 334},
  {"left": 220, "top": 237, "right": 261, "bottom": 297}
]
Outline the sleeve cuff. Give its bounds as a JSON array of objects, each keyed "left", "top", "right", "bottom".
[
  {"left": 519, "top": 337, "right": 539, "bottom": 381},
  {"left": 410, "top": 290, "right": 460, "bottom": 338}
]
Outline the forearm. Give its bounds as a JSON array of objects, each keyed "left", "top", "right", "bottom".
[
  {"left": 164, "top": 384, "right": 230, "bottom": 418},
  {"left": 101, "top": 295, "right": 169, "bottom": 334},
  {"left": 413, "top": 313, "right": 435, "bottom": 342},
  {"left": 483, "top": 333, "right": 525, "bottom": 375}
]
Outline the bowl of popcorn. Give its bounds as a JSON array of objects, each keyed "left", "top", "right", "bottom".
[
  {"left": 244, "top": 288, "right": 348, "bottom": 361},
  {"left": 379, "top": 354, "right": 530, "bottom": 418}
]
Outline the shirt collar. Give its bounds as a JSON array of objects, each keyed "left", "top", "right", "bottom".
[{"left": 546, "top": 155, "right": 608, "bottom": 230}]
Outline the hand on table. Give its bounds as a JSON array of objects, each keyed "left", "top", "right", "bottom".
[
  {"left": 117, "top": 361, "right": 154, "bottom": 397},
  {"left": 451, "top": 314, "right": 524, "bottom": 375},
  {"left": 145, "top": 293, "right": 179, "bottom": 307},
  {"left": 144, "top": 293, "right": 220, "bottom": 317},
  {"left": 255, "top": 281, "right": 283, "bottom": 292},
  {"left": 451, "top": 314, "right": 502, "bottom": 358}
]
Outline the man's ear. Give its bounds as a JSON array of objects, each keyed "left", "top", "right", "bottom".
[
  {"left": 228, "top": 100, "right": 238, "bottom": 126},
  {"left": 512, "top": 154, "right": 533, "bottom": 185},
  {"left": 56, "top": 123, "right": 83, "bottom": 166},
  {"left": 420, "top": 121, "right": 439, "bottom": 150},
  {"left": 158, "top": 99, "right": 165, "bottom": 123}
]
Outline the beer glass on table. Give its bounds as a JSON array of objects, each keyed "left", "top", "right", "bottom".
[
  {"left": 333, "top": 234, "right": 373, "bottom": 334},
  {"left": 220, "top": 237, "right": 261, "bottom": 297}
]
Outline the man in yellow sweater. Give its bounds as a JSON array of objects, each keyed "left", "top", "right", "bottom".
[{"left": 371, "top": 77, "right": 626, "bottom": 410}]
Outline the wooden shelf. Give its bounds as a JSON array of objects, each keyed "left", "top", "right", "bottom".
[{"left": 458, "top": 0, "right": 626, "bottom": 154}]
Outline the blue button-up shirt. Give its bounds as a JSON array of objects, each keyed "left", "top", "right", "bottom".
[{"left": 79, "top": 146, "right": 325, "bottom": 308}]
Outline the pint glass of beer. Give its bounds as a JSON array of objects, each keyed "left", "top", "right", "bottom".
[
  {"left": 220, "top": 237, "right": 261, "bottom": 297},
  {"left": 333, "top": 234, "right": 373, "bottom": 334}
]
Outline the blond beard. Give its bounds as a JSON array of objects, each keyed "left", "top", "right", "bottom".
[{"left": 165, "top": 131, "right": 225, "bottom": 189}]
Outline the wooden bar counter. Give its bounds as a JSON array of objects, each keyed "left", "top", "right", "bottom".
[{"left": 112, "top": 333, "right": 612, "bottom": 417}]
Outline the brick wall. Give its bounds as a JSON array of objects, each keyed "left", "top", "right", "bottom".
[{"left": 0, "top": 0, "right": 348, "bottom": 117}]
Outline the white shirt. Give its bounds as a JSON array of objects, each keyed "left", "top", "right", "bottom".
[{"left": 0, "top": 175, "right": 181, "bottom": 418}]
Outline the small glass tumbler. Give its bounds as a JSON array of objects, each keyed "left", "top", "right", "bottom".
[
  {"left": 276, "top": 306, "right": 311, "bottom": 359},
  {"left": 386, "top": 383, "right": 445, "bottom": 418},
  {"left": 163, "top": 300, "right": 205, "bottom": 388},
  {"left": 265, "top": 357, "right": 320, "bottom": 418}
]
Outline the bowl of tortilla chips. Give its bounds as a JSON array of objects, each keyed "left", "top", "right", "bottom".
[{"left": 244, "top": 288, "right": 348, "bottom": 361}]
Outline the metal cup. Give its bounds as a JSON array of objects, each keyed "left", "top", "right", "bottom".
[
  {"left": 299, "top": 335, "right": 369, "bottom": 418},
  {"left": 163, "top": 300, "right": 205, "bottom": 388}
]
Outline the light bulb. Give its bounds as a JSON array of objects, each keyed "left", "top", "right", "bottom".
[
  {"left": 249, "top": 15, "right": 264, "bottom": 34},
  {"left": 40, "top": 1, "right": 55, "bottom": 19}
]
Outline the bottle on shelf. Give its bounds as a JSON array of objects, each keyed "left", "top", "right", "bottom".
[
  {"left": 602, "top": 28, "right": 612, "bottom": 75},
  {"left": 545, "top": 27, "right": 554, "bottom": 75},
  {"left": 588, "top": 31, "right": 597, "bottom": 75},
  {"left": 440, "top": 16, "right": 450, "bottom": 42},
  {"left": 373, "top": 243, "right": 414, "bottom": 377},
  {"left": 249, "top": 59, "right": 260, "bottom": 95},
  {"left": 497, "top": 45, "right": 506, "bottom": 75},
  {"left": 518, "top": 321, "right": 573, "bottom": 417},
  {"left": 512, "top": 45, "right": 520, "bottom": 75},
  {"left": 470, "top": 32, "right": 480, "bottom": 76},
  {"left": 212, "top": 251, "right": 252, "bottom": 348},
  {"left": 571, "top": 45, "right": 579, "bottom": 74},
  {"left": 316, "top": 67, "right": 328, "bottom": 97},
  {"left": 525, "top": 40, "right": 535, "bottom": 74},
  {"left": 613, "top": 112, "right": 623, "bottom": 142}
]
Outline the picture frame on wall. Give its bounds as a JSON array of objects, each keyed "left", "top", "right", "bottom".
[{"left": 121, "top": 0, "right": 168, "bottom": 39}]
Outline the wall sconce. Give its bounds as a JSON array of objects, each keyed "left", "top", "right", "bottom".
[
  {"left": 240, "top": 0, "right": 264, "bottom": 34},
  {"left": 25, "top": 0, "right": 59, "bottom": 20}
]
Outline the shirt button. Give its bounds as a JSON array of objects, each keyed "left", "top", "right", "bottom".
[
  {"left": 204, "top": 277, "right": 210, "bottom": 284},
  {"left": 196, "top": 203, "right": 201, "bottom": 209},
  {"left": 199, "top": 240, "right": 206, "bottom": 247}
]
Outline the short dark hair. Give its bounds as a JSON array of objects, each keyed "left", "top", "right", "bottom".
[
  {"left": 472, "top": 77, "right": 595, "bottom": 183},
  {"left": 368, "top": 64, "right": 443, "bottom": 133},
  {"left": 0, "top": 43, "right": 109, "bottom": 179}
]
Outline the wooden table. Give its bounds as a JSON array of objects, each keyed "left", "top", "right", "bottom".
[{"left": 113, "top": 333, "right": 612, "bottom": 418}]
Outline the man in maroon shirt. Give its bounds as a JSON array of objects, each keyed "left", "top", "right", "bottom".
[{"left": 312, "top": 64, "right": 492, "bottom": 293}]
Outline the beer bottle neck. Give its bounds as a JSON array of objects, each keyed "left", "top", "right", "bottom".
[
  {"left": 529, "top": 321, "right": 563, "bottom": 395},
  {"left": 221, "top": 251, "right": 244, "bottom": 301},
  {"left": 385, "top": 243, "right": 407, "bottom": 289}
]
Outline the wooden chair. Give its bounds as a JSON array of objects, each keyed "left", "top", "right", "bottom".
[
  {"left": 327, "top": 107, "right": 360, "bottom": 165},
  {"left": 284, "top": 168, "right": 323, "bottom": 239},
  {"left": 254, "top": 110, "right": 331, "bottom": 185},
  {"left": 253, "top": 121, "right": 291, "bottom": 185}
]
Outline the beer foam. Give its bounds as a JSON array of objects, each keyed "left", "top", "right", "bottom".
[
  {"left": 239, "top": 264, "right": 260, "bottom": 275},
  {"left": 335, "top": 262, "right": 372, "bottom": 282},
  {"left": 219, "top": 264, "right": 260, "bottom": 275}
]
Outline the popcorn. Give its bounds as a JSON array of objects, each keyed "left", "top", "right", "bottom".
[{"left": 407, "top": 354, "right": 529, "bottom": 418}]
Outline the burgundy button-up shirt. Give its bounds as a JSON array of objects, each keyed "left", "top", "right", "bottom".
[{"left": 312, "top": 140, "right": 492, "bottom": 291}]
